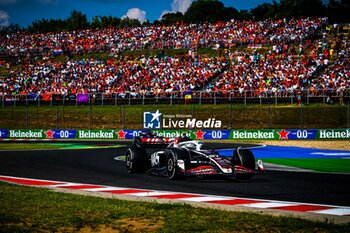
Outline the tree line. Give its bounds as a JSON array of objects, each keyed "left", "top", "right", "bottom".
[{"left": 2, "top": 0, "right": 349, "bottom": 34}]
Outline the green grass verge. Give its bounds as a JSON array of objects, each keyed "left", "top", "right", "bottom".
[
  {"left": 0, "top": 182, "right": 349, "bottom": 232},
  {"left": 263, "top": 158, "right": 350, "bottom": 174},
  {"left": 0, "top": 143, "right": 123, "bottom": 150},
  {"left": 0, "top": 103, "right": 348, "bottom": 129}
]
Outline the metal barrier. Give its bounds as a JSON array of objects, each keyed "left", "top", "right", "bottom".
[
  {"left": 1, "top": 89, "right": 349, "bottom": 130},
  {"left": 1, "top": 89, "right": 348, "bottom": 107}
]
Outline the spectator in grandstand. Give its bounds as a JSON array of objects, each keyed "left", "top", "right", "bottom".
[
  {"left": 0, "top": 54, "right": 226, "bottom": 98},
  {"left": 0, "top": 17, "right": 327, "bottom": 59},
  {"left": 1, "top": 17, "right": 348, "bottom": 102}
]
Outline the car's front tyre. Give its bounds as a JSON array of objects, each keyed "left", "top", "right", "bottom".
[
  {"left": 233, "top": 148, "right": 256, "bottom": 180},
  {"left": 166, "top": 152, "right": 179, "bottom": 180}
]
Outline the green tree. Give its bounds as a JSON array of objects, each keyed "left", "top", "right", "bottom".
[
  {"left": 0, "top": 23, "right": 23, "bottom": 34},
  {"left": 238, "top": 10, "right": 252, "bottom": 20},
  {"left": 66, "top": 10, "right": 89, "bottom": 31},
  {"left": 250, "top": 2, "right": 277, "bottom": 20},
  {"left": 28, "top": 18, "right": 67, "bottom": 33},
  {"left": 91, "top": 16, "right": 100, "bottom": 29},
  {"left": 142, "top": 20, "right": 152, "bottom": 27},
  {"left": 328, "top": 0, "right": 350, "bottom": 22},
  {"left": 119, "top": 17, "right": 141, "bottom": 28},
  {"left": 160, "top": 12, "right": 183, "bottom": 25},
  {"left": 183, "top": 0, "right": 238, "bottom": 23},
  {"left": 277, "top": 0, "right": 326, "bottom": 18},
  {"left": 222, "top": 7, "right": 240, "bottom": 21},
  {"left": 100, "top": 16, "right": 120, "bottom": 28},
  {"left": 153, "top": 19, "right": 161, "bottom": 26}
]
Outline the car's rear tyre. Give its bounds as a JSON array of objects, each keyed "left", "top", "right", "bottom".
[
  {"left": 126, "top": 146, "right": 148, "bottom": 173},
  {"left": 233, "top": 148, "right": 255, "bottom": 180},
  {"left": 133, "top": 136, "right": 143, "bottom": 147}
]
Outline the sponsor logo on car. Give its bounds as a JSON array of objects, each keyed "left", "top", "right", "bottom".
[{"left": 187, "top": 166, "right": 216, "bottom": 175}]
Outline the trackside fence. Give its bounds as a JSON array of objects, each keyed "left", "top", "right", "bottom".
[
  {"left": 0, "top": 99, "right": 349, "bottom": 130},
  {"left": 1, "top": 88, "right": 349, "bottom": 107}
]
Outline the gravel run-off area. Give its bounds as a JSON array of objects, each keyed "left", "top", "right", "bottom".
[{"left": 259, "top": 140, "right": 349, "bottom": 151}]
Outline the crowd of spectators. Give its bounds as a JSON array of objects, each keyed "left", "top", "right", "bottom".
[
  {"left": 0, "top": 50, "right": 348, "bottom": 100},
  {"left": 0, "top": 54, "right": 225, "bottom": 98},
  {"left": 0, "top": 17, "right": 348, "bottom": 102},
  {"left": 0, "top": 17, "right": 327, "bottom": 58},
  {"left": 207, "top": 27, "right": 349, "bottom": 98}
]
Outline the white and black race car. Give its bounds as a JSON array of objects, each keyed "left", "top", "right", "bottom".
[{"left": 126, "top": 133, "right": 264, "bottom": 180}]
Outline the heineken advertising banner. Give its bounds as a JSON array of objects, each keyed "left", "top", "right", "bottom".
[
  {"left": 189, "top": 130, "right": 231, "bottom": 140},
  {"left": 230, "top": 129, "right": 318, "bottom": 140},
  {"left": 0, "top": 129, "right": 147, "bottom": 140},
  {"left": 75, "top": 129, "right": 147, "bottom": 139},
  {"left": 317, "top": 129, "right": 350, "bottom": 139},
  {"left": 231, "top": 129, "right": 276, "bottom": 140},
  {"left": 5, "top": 129, "right": 47, "bottom": 139},
  {"left": 77, "top": 130, "right": 116, "bottom": 139},
  {"left": 0, "top": 129, "right": 348, "bottom": 140},
  {"left": 152, "top": 130, "right": 189, "bottom": 138}
]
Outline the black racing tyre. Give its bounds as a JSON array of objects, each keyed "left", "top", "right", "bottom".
[
  {"left": 133, "top": 137, "right": 143, "bottom": 147},
  {"left": 126, "top": 146, "right": 148, "bottom": 173},
  {"left": 166, "top": 151, "right": 185, "bottom": 180},
  {"left": 166, "top": 149, "right": 189, "bottom": 180},
  {"left": 166, "top": 152, "right": 177, "bottom": 179},
  {"left": 233, "top": 148, "right": 256, "bottom": 180}
]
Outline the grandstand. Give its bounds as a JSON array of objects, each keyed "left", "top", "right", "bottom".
[{"left": 0, "top": 17, "right": 349, "bottom": 105}]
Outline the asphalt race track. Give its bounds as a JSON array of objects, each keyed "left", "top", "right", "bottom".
[{"left": 0, "top": 141, "right": 349, "bottom": 207}]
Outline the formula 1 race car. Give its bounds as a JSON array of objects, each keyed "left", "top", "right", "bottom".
[{"left": 126, "top": 133, "right": 264, "bottom": 180}]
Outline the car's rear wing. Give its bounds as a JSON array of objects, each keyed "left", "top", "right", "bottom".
[{"left": 133, "top": 136, "right": 176, "bottom": 148}]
